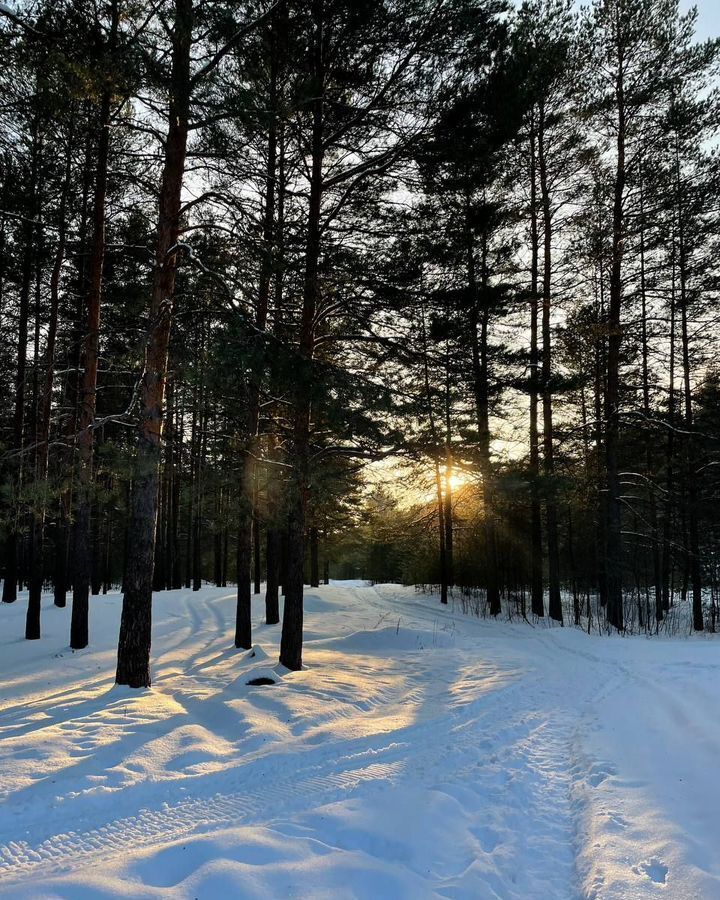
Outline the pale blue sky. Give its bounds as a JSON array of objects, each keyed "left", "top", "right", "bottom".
[
  {"left": 681, "top": 0, "right": 720, "bottom": 41},
  {"left": 568, "top": 2, "right": 720, "bottom": 41}
]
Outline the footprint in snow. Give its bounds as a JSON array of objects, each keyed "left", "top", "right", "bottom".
[
  {"left": 633, "top": 858, "right": 668, "bottom": 885},
  {"left": 603, "top": 812, "right": 629, "bottom": 832},
  {"left": 471, "top": 825, "right": 500, "bottom": 853},
  {"left": 587, "top": 762, "right": 616, "bottom": 787}
]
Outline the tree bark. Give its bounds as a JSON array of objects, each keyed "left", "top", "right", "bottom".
[
  {"left": 2, "top": 120, "right": 39, "bottom": 605},
  {"left": 55, "top": 129, "right": 94, "bottom": 608},
  {"left": 253, "top": 504, "right": 262, "bottom": 594},
  {"left": 605, "top": 32, "right": 626, "bottom": 631},
  {"left": 675, "top": 143, "right": 702, "bottom": 631},
  {"left": 537, "top": 103, "right": 562, "bottom": 624},
  {"left": 280, "top": 0, "right": 324, "bottom": 670},
  {"left": 662, "top": 248, "right": 677, "bottom": 613},
  {"left": 71, "top": 3, "right": 118, "bottom": 648},
  {"left": 234, "top": 489, "right": 253, "bottom": 648},
  {"left": 467, "top": 196, "right": 500, "bottom": 617},
  {"left": 26, "top": 221, "right": 45, "bottom": 638},
  {"left": 638, "top": 171, "right": 663, "bottom": 625},
  {"left": 420, "top": 298, "right": 447, "bottom": 604},
  {"left": 116, "top": 0, "right": 192, "bottom": 687},
  {"left": 26, "top": 125, "right": 73, "bottom": 634},
  {"left": 528, "top": 114, "right": 544, "bottom": 617},
  {"left": 236, "top": 9, "right": 281, "bottom": 637},
  {"left": 265, "top": 525, "right": 280, "bottom": 624},
  {"left": 443, "top": 349, "right": 454, "bottom": 591},
  {"left": 309, "top": 525, "right": 320, "bottom": 588}
]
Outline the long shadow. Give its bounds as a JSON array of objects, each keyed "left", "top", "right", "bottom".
[
  {"left": 0, "top": 626, "right": 531, "bottom": 883},
  {"left": 2, "top": 593, "right": 525, "bottom": 864},
  {"left": 0, "top": 687, "right": 192, "bottom": 817},
  {"left": 0, "top": 677, "right": 113, "bottom": 737}
]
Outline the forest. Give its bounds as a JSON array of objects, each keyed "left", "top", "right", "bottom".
[{"left": 1, "top": 0, "right": 719, "bottom": 690}]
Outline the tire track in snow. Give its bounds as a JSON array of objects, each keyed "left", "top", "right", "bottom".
[
  {"left": 0, "top": 663, "right": 539, "bottom": 885},
  {"left": 0, "top": 755, "right": 406, "bottom": 881},
  {"left": 0, "top": 585, "right": 580, "bottom": 892}
]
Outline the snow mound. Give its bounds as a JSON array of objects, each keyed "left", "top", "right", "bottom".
[
  {"left": 244, "top": 665, "right": 283, "bottom": 686},
  {"left": 303, "top": 593, "right": 337, "bottom": 613},
  {"left": 316, "top": 623, "right": 455, "bottom": 654}
]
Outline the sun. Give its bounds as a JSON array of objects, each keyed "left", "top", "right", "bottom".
[{"left": 447, "top": 471, "right": 470, "bottom": 492}]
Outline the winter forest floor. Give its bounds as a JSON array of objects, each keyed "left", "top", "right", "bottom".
[{"left": 0, "top": 584, "right": 719, "bottom": 899}]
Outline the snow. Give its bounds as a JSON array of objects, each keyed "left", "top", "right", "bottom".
[{"left": 0, "top": 582, "right": 719, "bottom": 898}]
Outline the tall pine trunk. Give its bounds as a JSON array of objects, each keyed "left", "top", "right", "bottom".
[
  {"left": 280, "top": 0, "right": 324, "bottom": 671},
  {"left": 537, "top": 104, "right": 562, "bottom": 624},
  {"left": 443, "top": 353, "right": 454, "bottom": 592},
  {"left": 116, "top": 0, "right": 192, "bottom": 687},
  {"left": 236, "top": 8, "right": 280, "bottom": 640},
  {"left": 71, "top": 5, "right": 118, "bottom": 648},
  {"left": 605, "top": 41, "right": 626, "bottom": 631},
  {"left": 662, "top": 248, "right": 677, "bottom": 612},
  {"left": 420, "top": 298, "right": 447, "bottom": 605},
  {"left": 265, "top": 525, "right": 280, "bottom": 624},
  {"left": 2, "top": 120, "right": 39, "bottom": 605},
  {"left": 26, "top": 127, "right": 74, "bottom": 637},
  {"left": 467, "top": 204, "right": 500, "bottom": 617},
  {"left": 528, "top": 113, "right": 544, "bottom": 616},
  {"left": 638, "top": 172, "right": 663, "bottom": 624},
  {"left": 234, "top": 486, "right": 253, "bottom": 648},
  {"left": 675, "top": 143, "right": 702, "bottom": 631},
  {"left": 309, "top": 525, "right": 320, "bottom": 588}
]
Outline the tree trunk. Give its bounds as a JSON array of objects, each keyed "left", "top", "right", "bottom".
[
  {"left": 2, "top": 121, "right": 39, "bottom": 605},
  {"left": 192, "top": 388, "right": 207, "bottom": 593},
  {"left": 253, "top": 505, "right": 262, "bottom": 594},
  {"left": 163, "top": 378, "right": 177, "bottom": 589},
  {"left": 26, "top": 224, "right": 45, "bottom": 639},
  {"left": 91, "top": 489, "right": 103, "bottom": 596},
  {"left": 221, "top": 525, "right": 228, "bottom": 588},
  {"left": 675, "top": 145, "right": 702, "bottom": 631},
  {"left": 309, "top": 525, "right": 320, "bottom": 588},
  {"left": 419, "top": 297, "right": 447, "bottom": 604},
  {"left": 638, "top": 172, "right": 663, "bottom": 624},
  {"left": 235, "top": 488, "right": 253, "bottom": 648},
  {"left": 443, "top": 354, "right": 454, "bottom": 591},
  {"left": 185, "top": 388, "right": 196, "bottom": 589},
  {"left": 662, "top": 252, "right": 677, "bottom": 613},
  {"left": 594, "top": 262, "right": 608, "bottom": 608},
  {"left": 279, "top": 525, "right": 288, "bottom": 596},
  {"left": 467, "top": 201, "right": 500, "bottom": 617},
  {"left": 71, "top": 7, "right": 118, "bottom": 648},
  {"left": 55, "top": 130, "right": 94, "bottom": 608},
  {"left": 605, "top": 43, "right": 626, "bottom": 631},
  {"left": 236, "top": 10, "right": 280, "bottom": 634},
  {"left": 171, "top": 398, "right": 182, "bottom": 588},
  {"left": 264, "top": 97, "right": 286, "bottom": 624},
  {"left": 214, "top": 492, "right": 223, "bottom": 587},
  {"left": 538, "top": 103, "right": 562, "bottom": 624},
  {"left": 53, "top": 518, "right": 69, "bottom": 608},
  {"left": 27, "top": 127, "right": 73, "bottom": 630},
  {"left": 102, "top": 510, "right": 112, "bottom": 593},
  {"left": 280, "top": 0, "right": 325, "bottom": 671},
  {"left": 265, "top": 526, "right": 280, "bottom": 624},
  {"left": 528, "top": 110, "right": 544, "bottom": 617},
  {"left": 116, "top": 0, "right": 192, "bottom": 687}
]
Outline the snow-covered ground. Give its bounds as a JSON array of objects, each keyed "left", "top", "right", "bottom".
[{"left": 0, "top": 582, "right": 719, "bottom": 899}]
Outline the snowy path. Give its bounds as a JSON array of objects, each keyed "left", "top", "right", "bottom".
[{"left": 0, "top": 583, "right": 718, "bottom": 898}]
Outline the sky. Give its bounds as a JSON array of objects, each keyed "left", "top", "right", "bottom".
[
  {"left": 568, "top": 2, "right": 720, "bottom": 42},
  {"left": 681, "top": 0, "right": 720, "bottom": 41}
]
